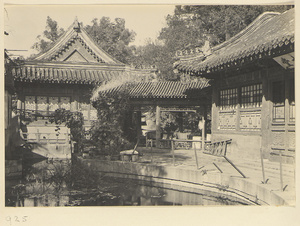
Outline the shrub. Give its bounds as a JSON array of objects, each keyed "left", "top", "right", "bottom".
[{"left": 91, "top": 85, "right": 135, "bottom": 155}]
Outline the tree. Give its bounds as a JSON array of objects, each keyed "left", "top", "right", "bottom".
[
  {"left": 170, "top": 5, "right": 293, "bottom": 45},
  {"left": 84, "top": 17, "right": 136, "bottom": 64},
  {"left": 49, "top": 108, "right": 85, "bottom": 151},
  {"left": 132, "top": 40, "right": 178, "bottom": 81},
  {"left": 90, "top": 84, "right": 136, "bottom": 156},
  {"left": 31, "top": 16, "right": 136, "bottom": 64},
  {"left": 31, "top": 16, "right": 65, "bottom": 53},
  {"left": 134, "top": 5, "right": 293, "bottom": 81}
]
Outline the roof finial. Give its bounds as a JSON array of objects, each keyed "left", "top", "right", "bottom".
[{"left": 73, "top": 16, "right": 81, "bottom": 32}]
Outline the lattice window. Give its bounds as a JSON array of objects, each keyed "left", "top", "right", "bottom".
[
  {"left": 24, "top": 96, "right": 71, "bottom": 115},
  {"left": 241, "top": 83, "right": 262, "bottom": 108},
  {"left": 25, "top": 96, "right": 36, "bottom": 111},
  {"left": 90, "top": 106, "right": 98, "bottom": 121},
  {"left": 220, "top": 88, "right": 238, "bottom": 109},
  {"left": 80, "top": 103, "right": 90, "bottom": 120},
  {"left": 37, "top": 96, "right": 48, "bottom": 112},
  {"left": 49, "top": 97, "right": 59, "bottom": 112},
  {"left": 272, "top": 81, "right": 285, "bottom": 122},
  {"left": 60, "top": 97, "right": 71, "bottom": 110}
]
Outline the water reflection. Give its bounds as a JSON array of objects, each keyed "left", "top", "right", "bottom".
[{"left": 6, "top": 160, "right": 249, "bottom": 206}]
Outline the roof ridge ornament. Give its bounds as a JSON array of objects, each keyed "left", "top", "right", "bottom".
[
  {"left": 175, "top": 40, "right": 211, "bottom": 61},
  {"left": 73, "top": 17, "right": 81, "bottom": 32}
]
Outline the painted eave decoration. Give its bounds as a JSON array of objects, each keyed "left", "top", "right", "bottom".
[
  {"left": 174, "top": 8, "right": 295, "bottom": 75},
  {"left": 273, "top": 52, "right": 294, "bottom": 69}
]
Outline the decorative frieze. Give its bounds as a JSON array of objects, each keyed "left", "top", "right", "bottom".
[
  {"left": 240, "top": 110, "right": 261, "bottom": 131},
  {"left": 219, "top": 111, "right": 236, "bottom": 130},
  {"left": 288, "top": 131, "right": 295, "bottom": 149},
  {"left": 271, "top": 130, "right": 285, "bottom": 148}
]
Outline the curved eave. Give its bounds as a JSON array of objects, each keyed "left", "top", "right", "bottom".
[
  {"left": 12, "top": 65, "right": 124, "bottom": 85},
  {"left": 175, "top": 9, "right": 295, "bottom": 76},
  {"left": 175, "top": 39, "right": 294, "bottom": 76},
  {"left": 92, "top": 81, "right": 211, "bottom": 101}
]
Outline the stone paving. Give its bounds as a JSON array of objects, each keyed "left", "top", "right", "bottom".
[{"left": 136, "top": 147, "right": 296, "bottom": 205}]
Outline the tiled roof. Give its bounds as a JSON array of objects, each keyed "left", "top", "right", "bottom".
[
  {"left": 12, "top": 64, "right": 126, "bottom": 85},
  {"left": 12, "top": 62, "right": 157, "bottom": 85},
  {"left": 174, "top": 8, "right": 295, "bottom": 74},
  {"left": 12, "top": 19, "right": 157, "bottom": 85},
  {"left": 98, "top": 80, "right": 210, "bottom": 99},
  {"left": 33, "top": 19, "right": 123, "bottom": 65}
]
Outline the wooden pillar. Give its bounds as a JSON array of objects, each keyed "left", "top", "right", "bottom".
[
  {"left": 156, "top": 105, "right": 161, "bottom": 148},
  {"left": 201, "top": 116, "right": 206, "bottom": 151},
  {"left": 136, "top": 110, "right": 142, "bottom": 142},
  {"left": 17, "top": 99, "right": 22, "bottom": 111},
  {"left": 261, "top": 69, "right": 270, "bottom": 158},
  {"left": 211, "top": 80, "right": 219, "bottom": 135},
  {"left": 284, "top": 73, "right": 289, "bottom": 154},
  {"left": 201, "top": 105, "right": 207, "bottom": 151},
  {"left": 177, "top": 112, "right": 184, "bottom": 132}
]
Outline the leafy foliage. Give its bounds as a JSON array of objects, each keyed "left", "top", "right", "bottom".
[
  {"left": 49, "top": 108, "right": 85, "bottom": 149},
  {"left": 31, "top": 16, "right": 65, "bottom": 53},
  {"left": 132, "top": 41, "right": 178, "bottom": 81},
  {"left": 134, "top": 5, "right": 293, "bottom": 81},
  {"left": 85, "top": 17, "right": 136, "bottom": 64},
  {"left": 160, "top": 112, "right": 179, "bottom": 138},
  {"left": 31, "top": 16, "right": 137, "bottom": 64},
  {"left": 169, "top": 5, "right": 293, "bottom": 45},
  {"left": 91, "top": 85, "right": 135, "bottom": 155}
]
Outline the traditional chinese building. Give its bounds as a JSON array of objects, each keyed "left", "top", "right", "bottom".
[
  {"left": 174, "top": 9, "right": 295, "bottom": 163},
  {"left": 93, "top": 80, "right": 211, "bottom": 148},
  {"left": 10, "top": 19, "right": 155, "bottom": 158},
  {"left": 5, "top": 51, "right": 17, "bottom": 158}
]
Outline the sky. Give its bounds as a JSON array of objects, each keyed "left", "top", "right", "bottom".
[{"left": 4, "top": 5, "right": 175, "bottom": 58}]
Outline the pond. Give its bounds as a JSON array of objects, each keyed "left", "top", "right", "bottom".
[{"left": 5, "top": 159, "right": 250, "bottom": 206}]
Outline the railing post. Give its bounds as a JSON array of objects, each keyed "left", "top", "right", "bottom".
[
  {"left": 260, "top": 148, "right": 266, "bottom": 183},
  {"left": 150, "top": 139, "right": 153, "bottom": 163},
  {"left": 224, "top": 156, "right": 246, "bottom": 178},
  {"left": 171, "top": 139, "right": 175, "bottom": 166},
  {"left": 201, "top": 117, "right": 206, "bottom": 151},
  {"left": 194, "top": 142, "right": 199, "bottom": 169},
  {"left": 279, "top": 150, "right": 283, "bottom": 191}
]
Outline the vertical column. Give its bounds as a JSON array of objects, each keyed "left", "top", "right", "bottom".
[
  {"left": 201, "top": 116, "right": 206, "bottom": 151},
  {"left": 201, "top": 105, "right": 207, "bottom": 151},
  {"left": 211, "top": 81, "right": 219, "bottom": 135},
  {"left": 17, "top": 99, "right": 22, "bottom": 111},
  {"left": 71, "top": 97, "right": 78, "bottom": 112},
  {"left": 156, "top": 105, "right": 161, "bottom": 148},
  {"left": 136, "top": 110, "right": 142, "bottom": 143},
  {"left": 178, "top": 112, "right": 184, "bottom": 132},
  {"left": 261, "top": 70, "right": 270, "bottom": 158},
  {"left": 236, "top": 86, "right": 241, "bottom": 131},
  {"left": 284, "top": 74, "right": 289, "bottom": 154}
]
